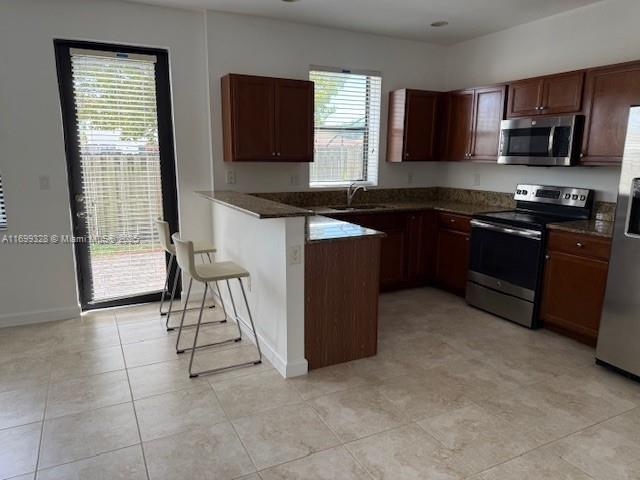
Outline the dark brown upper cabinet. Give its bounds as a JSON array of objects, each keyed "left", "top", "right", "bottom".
[
  {"left": 444, "top": 90, "right": 474, "bottom": 161},
  {"left": 444, "top": 86, "right": 506, "bottom": 162},
  {"left": 507, "top": 71, "right": 584, "bottom": 118},
  {"left": 581, "top": 61, "right": 640, "bottom": 165},
  {"left": 221, "top": 74, "right": 314, "bottom": 162},
  {"left": 387, "top": 89, "right": 440, "bottom": 162}
]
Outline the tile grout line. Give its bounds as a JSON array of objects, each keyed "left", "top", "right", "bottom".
[
  {"left": 116, "top": 315, "right": 151, "bottom": 480},
  {"left": 32, "top": 352, "right": 53, "bottom": 478},
  {"left": 458, "top": 404, "right": 639, "bottom": 479}
]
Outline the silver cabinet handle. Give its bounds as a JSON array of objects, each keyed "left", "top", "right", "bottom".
[
  {"left": 545, "top": 254, "right": 550, "bottom": 260},
  {"left": 576, "top": 242, "right": 584, "bottom": 248}
]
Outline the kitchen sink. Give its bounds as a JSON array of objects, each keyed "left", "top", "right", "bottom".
[{"left": 330, "top": 204, "right": 387, "bottom": 211}]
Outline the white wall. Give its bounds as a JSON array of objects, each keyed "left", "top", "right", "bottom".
[
  {"left": 442, "top": 0, "right": 640, "bottom": 202},
  {"left": 0, "top": 0, "right": 212, "bottom": 326},
  {"left": 211, "top": 203, "right": 307, "bottom": 377},
  {"left": 206, "top": 10, "right": 446, "bottom": 193}
]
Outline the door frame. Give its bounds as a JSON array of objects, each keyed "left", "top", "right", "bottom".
[{"left": 54, "top": 39, "right": 180, "bottom": 310}]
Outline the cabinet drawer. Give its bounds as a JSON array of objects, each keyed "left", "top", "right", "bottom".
[
  {"left": 547, "top": 230, "right": 611, "bottom": 260},
  {"left": 438, "top": 213, "right": 471, "bottom": 233}
]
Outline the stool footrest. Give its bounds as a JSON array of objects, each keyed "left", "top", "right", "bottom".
[
  {"left": 177, "top": 336, "right": 241, "bottom": 354},
  {"left": 189, "top": 358, "right": 262, "bottom": 378}
]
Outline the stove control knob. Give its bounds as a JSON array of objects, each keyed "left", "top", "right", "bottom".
[
  {"left": 572, "top": 194, "right": 579, "bottom": 200},
  {"left": 579, "top": 195, "right": 586, "bottom": 201},
  {"left": 564, "top": 193, "right": 571, "bottom": 199},
  {"left": 522, "top": 190, "right": 528, "bottom": 195},
  {"left": 517, "top": 189, "right": 522, "bottom": 195}
]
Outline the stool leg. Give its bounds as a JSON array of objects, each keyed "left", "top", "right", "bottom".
[
  {"left": 215, "top": 281, "right": 229, "bottom": 323},
  {"left": 165, "top": 264, "right": 181, "bottom": 331},
  {"left": 175, "top": 277, "right": 192, "bottom": 352},
  {"left": 159, "top": 254, "right": 174, "bottom": 316},
  {"left": 226, "top": 279, "right": 242, "bottom": 340},
  {"left": 239, "top": 278, "right": 262, "bottom": 363},
  {"left": 188, "top": 282, "right": 209, "bottom": 378},
  {"left": 205, "top": 253, "right": 217, "bottom": 308}
]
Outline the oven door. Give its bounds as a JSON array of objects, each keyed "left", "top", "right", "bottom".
[{"left": 468, "top": 219, "right": 543, "bottom": 301}]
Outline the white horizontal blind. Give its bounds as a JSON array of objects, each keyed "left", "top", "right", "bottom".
[
  {"left": 70, "top": 50, "right": 166, "bottom": 302},
  {"left": 0, "top": 174, "right": 7, "bottom": 229},
  {"left": 309, "top": 68, "right": 382, "bottom": 186}
]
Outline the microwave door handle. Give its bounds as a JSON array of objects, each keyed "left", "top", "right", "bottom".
[{"left": 548, "top": 125, "right": 556, "bottom": 157}]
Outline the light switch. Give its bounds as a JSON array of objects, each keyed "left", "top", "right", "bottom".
[
  {"left": 288, "top": 245, "right": 302, "bottom": 265},
  {"left": 226, "top": 170, "right": 236, "bottom": 185},
  {"left": 39, "top": 175, "right": 51, "bottom": 190}
]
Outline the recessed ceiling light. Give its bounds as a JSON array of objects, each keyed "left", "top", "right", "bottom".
[
  {"left": 281, "top": 0, "right": 300, "bottom": 2},
  {"left": 430, "top": 20, "right": 449, "bottom": 28}
]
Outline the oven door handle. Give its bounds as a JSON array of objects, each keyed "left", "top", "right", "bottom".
[{"left": 470, "top": 219, "right": 542, "bottom": 240}]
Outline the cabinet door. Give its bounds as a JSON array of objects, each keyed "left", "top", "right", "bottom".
[
  {"left": 275, "top": 79, "right": 314, "bottom": 162},
  {"left": 353, "top": 213, "right": 409, "bottom": 290},
  {"left": 540, "top": 71, "right": 584, "bottom": 115},
  {"left": 541, "top": 251, "right": 609, "bottom": 346},
  {"left": 582, "top": 62, "right": 640, "bottom": 165},
  {"left": 507, "top": 79, "right": 543, "bottom": 117},
  {"left": 446, "top": 90, "right": 474, "bottom": 161},
  {"left": 435, "top": 228, "right": 470, "bottom": 295},
  {"left": 229, "top": 75, "right": 275, "bottom": 161},
  {"left": 404, "top": 90, "right": 439, "bottom": 161},
  {"left": 407, "top": 211, "right": 437, "bottom": 283},
  {"left": 470, "top": 86, "right": 506, "bottom": 161}
]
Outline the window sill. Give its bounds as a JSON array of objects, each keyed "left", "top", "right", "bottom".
[{"left": 309, "top": 181, "right": 378, "bottom": 189}]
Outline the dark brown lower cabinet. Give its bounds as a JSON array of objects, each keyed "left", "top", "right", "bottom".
[
  {"left": 540, "top": 230, "right": 611, "bottom": 346},
  {"left": 305, "top": 237, "right": 381, "bottom": 370},
  {"left": 435, "top": 228, "right": 470, "bottom": 296}
]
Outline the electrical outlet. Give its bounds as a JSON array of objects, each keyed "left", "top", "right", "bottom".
[
  {"left": 290, "top": 174, "right": 299, "bottom": 186},
  {"left": 473, "top": 173, "right": 481, "bottom": 187},
  {"left": 226, "top": 170, "right": 236, "bottom": 185},
  {"left": 288, "top": 245, "right": 302, "bottom": 265},
  {"left": 407, "top": 172, "right": 414, "bottom": 185},
  {"left": 38, "top": 175, "right": 51, "bottom": 191}
]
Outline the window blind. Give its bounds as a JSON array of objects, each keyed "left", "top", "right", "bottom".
[
  {"left": 70, "top": 49, "right": 166, "bottom": 302},
  {"left": 309, "top": 67, "right": 382, "bottom": 186},
  {"left": 0, "top": 174, "right": 7, "bottom": 230}
]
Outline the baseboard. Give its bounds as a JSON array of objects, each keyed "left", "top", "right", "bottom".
[
  {"left": 0, "top": 306, "right": 82, "bottom": 329},
  {"left": 211, "top": 290, "right": 308, "bottom": 378}
]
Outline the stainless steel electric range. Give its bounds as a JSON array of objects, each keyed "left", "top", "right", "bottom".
[{"left": 466, "top": 184, "right": 594, "bottom": 328}]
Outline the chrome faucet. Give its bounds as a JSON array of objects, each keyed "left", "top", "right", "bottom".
[{"left": 346, "top": 183, "right": 367, "bottom": 206}]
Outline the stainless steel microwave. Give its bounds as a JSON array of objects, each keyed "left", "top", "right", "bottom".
[{"left": 497, "top": 115, "right": 584, "bottom": 166}]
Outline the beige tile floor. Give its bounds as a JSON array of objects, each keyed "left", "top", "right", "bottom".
[{"left": 1, "top": 287, "right": 640, "bottom": 479}]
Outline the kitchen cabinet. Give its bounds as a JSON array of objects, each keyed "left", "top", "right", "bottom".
[
  {"left": 507, "top": 71, "right": 584, "bottom": 118},
  {"left": 305, "top": 236, "right": 380, "bottom": 369},
  {"left": 444, "top": 90, "right": 474, "bottom": 161},
  {"left": 387, "top": 89, "right": 440, "bottom": 162},
  {"left": 435, "top": 213, "right": 471, "bottom": 296},
  {"left": 221, "top": 74, "right": 314, "bottom": 162},
  {"left": 407, "top": 210, "right": 437, "bottom": 283},
  {"left": 540, "top": 230, "right": 611, "bottom": 346},
  {"left": 581, "top": 61, "right": 640, "bottom": 165},
  {"left": 444, "top": 86, "right": 506, "bottom": 162}
]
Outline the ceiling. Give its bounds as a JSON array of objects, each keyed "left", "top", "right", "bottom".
[{"left": 127, "top": 0, "right": 604, "bottom": 45}]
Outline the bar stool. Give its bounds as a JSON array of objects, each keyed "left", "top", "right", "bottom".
[
  {"left": 172, "top": 233, "right": 262, "bottom": 378},
  {"left": 155, "top": 219, "right": 218, "bottom": 331}
]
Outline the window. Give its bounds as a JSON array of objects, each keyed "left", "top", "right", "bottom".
[
  {"left": 309, "top": 67, "right": 382, "bottom": 187},
  {"left": 0, "top": 174, "right": 6, "bottom": 229}
]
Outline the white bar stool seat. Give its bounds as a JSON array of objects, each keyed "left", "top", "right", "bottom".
[
  {"left": 172, "top": 233, "right": 262, "bottom": 378},
  {"left": 155, "top": 219, "right": 218, "bottom": 330}
]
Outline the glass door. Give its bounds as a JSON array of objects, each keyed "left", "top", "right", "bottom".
[{"left": 55, "top": 40, "right": 179, "bottom": 310}]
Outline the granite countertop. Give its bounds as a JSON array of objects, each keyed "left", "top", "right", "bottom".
[
  {"left": 312, "top": 200, "right": 507, "bottom": 217},
  {"left": 548, "top": 220, "right": 614, "bottom": 239},
  {"left": 306, "top": 216, "right": 385, "bottom": 243},
  {"left": 196, "top": 191, "right": 314, "bottom": 219}
]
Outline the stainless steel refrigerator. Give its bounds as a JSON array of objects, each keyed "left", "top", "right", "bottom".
[{"left": 596, "top": 105, "right": 640, "bottom": 379}]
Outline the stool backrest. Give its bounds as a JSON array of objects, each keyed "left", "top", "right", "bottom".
[
  {"left": 155, "top": 218, "right": 172, "bottom": 252},
  {"left": 172, "top": 233, "right": 197, "bottom": 278}
]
